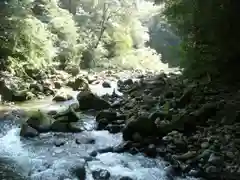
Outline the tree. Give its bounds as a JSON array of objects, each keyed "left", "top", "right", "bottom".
[{"left": 162, "top": 0, "right": 240, "bottom": 80}]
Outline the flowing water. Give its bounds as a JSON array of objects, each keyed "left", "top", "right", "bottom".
[{"left": 0, "top": 81, "right": 196, "bottom": 180}]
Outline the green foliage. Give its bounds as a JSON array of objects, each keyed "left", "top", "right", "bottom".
[
  {"left": 162, "top": 0, "right": 240, "bottom": 79},
  {"left": 0, "top": 0, "right": 175, "bottom": 76}
]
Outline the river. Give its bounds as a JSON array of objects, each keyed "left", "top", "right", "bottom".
[{"left": 0, "top": 79, "right": 197, "bottom": 180}]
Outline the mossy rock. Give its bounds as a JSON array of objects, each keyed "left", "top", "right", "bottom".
[{"left": 26, "top": 109, "right": 55, "bottom": 133}]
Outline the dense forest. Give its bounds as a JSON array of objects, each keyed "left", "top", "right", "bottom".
[
  {"left": 1, "top": 0, "right": 239, "bottom": 81},
  {"left": 0, "top": 0, "right": 178, "bottom": 77},
  {"left": 161, "top": 0, "right": 240, "bottom": 80}
]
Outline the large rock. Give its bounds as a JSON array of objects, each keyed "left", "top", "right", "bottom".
[
  {"left": 122, "top": 115, "right": 158, "bottom": 141},
  {"left": 20, "top": 123, "right": 39, "bottom": 138},
  {"left": 96, "top": 110, "right": 117, "bottom": 122},
  {"left": 92, "top": 169, "right": 110, "bottom": 180},
  {"left": 52, "top": 106, "right": 81, "bottom": 122},
  {"left": 67, "top": 77, "right": 89, "bottom": 91},
  {"left": 77, "top": 91, "right": 110, "bottom": 110},
  {"left": 0, "top": 80, "right": 29, "bottom": 102},
  {"left": 26, "top": 110, "right": 54, "bottom": 132},
  {"left": 52, "top": 91, "right": 73, "bottom": 102},
  {"left": 64, "top": 65, "right": 80, "bottom": 76},
  {"left": 50, "top": 121, "right": 83, "bottom": 133},
  {"left": 69, "top": 160, "right": 86, "bottom": 180},
  {"left": 26, "top": 108, "right": 83, "bottom": 133}
]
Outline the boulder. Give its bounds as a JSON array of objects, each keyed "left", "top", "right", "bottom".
[
  {"left": 52, "top": 106, "right": 81, "bottom": 122},
  {"left": 70, "top": 160, "right": 86, "bottom": 180},
  {"left": 29, "top": 83, "right": 44, "bottom": 92},
  {"left": 26, "top": 110, "right": 54, "bottom": 133},
  {"left": 52, "top": 91, "right": 73, "bottom": 102},
  {"left": 51, "top": 121, "right": 82, "bottom": 133},
  {"left": 102, "top": 81, "right": 111, "bottom": 88},
  {"left": 67, "top": 77, "right": 89, "bottom": 91},
  {"left": 20, "top": 123, "right": 39, "bottom": 138},
  {"left": 92, "top": 169, "right": 110, "bottom": 180},
  {"left": 105, "top": 124, "right": 124, "bottom": 134},
  {"left": 77, "top": 91, "right": 110, "bottom": 110},
  {"left": 0, "top": 79, "right": 29, "bottom": 102},
  {"left": 64, "top": 65, "right": 80, "bottom": 76},
  {"left": 122, "top": 115, "right": 158, "bottom": 141},
  {"left": 96, "top": 110, "right": 117, "bottom": 122}
]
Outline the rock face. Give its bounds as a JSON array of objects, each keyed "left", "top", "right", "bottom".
[{"left": 77, "top": 91, "right": 110, "bottom": 110}]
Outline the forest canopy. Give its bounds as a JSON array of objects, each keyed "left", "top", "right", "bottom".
[{"left": 0, "top": 0, "right": 179, "bottom": 78}]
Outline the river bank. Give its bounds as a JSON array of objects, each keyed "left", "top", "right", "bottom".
[
  {"left": 0, "top": 67, "right": 239, "bottom": 180},
  {"left": 93, "top": 72, "right": 240, "bottom": 180}
]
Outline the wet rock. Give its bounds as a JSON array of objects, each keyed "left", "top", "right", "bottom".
[
  {"left": 164, "top": 165, "right": 179, "bottom": 180},
  {"left": 53, "top": 106, "right": 81, "bottom": 123},
  {"left": 42, "top": 80, "right": 55, "bottom": 95},
  {"left": 149, "top": 111, "right": 171, "bottom": 121},
  {"left": 144, "top": 144, "right": 157, "bottom": 158},
  {"left": 20, "top": 123, "right": 39, "bottom": 138},
  {"left": 96, "top": 111, "right": 117, "bottom": 122},
  {"left": 105, "top": 124, "right": 124, "bottom": 134},
  {"left": 89, "top": 151, "right": 98, "bottom": 157},
  {"left": 188, "top": 169, "right": 201, "bottom": 177},
  {"left": 65, "top": 65, "right": 80, "bottom": 76},
  {"left": 29, "top": 83, "right": 44, "bottom": 92},
  {"left": 0, "top": 80, "right": 29, "bottom": 102},
  {"left": 92, "top": 169, "right": 110, "bottom": 180},
  {"left": 87, "top": 75, "right": 98, "bottom": 84},
  {"left": 123, "top": 79, "right": 134, "bottom": 86},
  {"left": 96, "top": 118, "right": 109, "bottom": 130},
  {"left": 102, "top": 81, "right": 111, "bottom": 88},
  {"left": 54, "top": 140, "right": 65, "bottom": 147},
  {"left": 132, "top": 132, "right": 142, "bottom": 142},
  {"left": 53, "top": 81, "right": 63, "bottom": 89},
  {"left": 75, "top": 137, "right": 95, "bottom": 144},
  {"left": 119, "top": 177, "right": 133, "bottom": 180},
  {"left": 97, "top": 147, "right": 114, "bottom": 154},
  {"left": 129, "top": 147, "right": 139, "bottom": 155},
  {"left": 205, "top": 165, "right": 218, "bottom": 174},
  {"left": 77, "top": 91, "right": 110, "bottom": 110},
  {"left": 122, "top": 115, "right": 158, "bottom": 141},
  {"left": 112, "top": 119, "right": 125, "bottom": 125},
  {"left": 67, "top": 77, "right": 89, "bottom": 91},
  {"left": 208, "top": 153, "right": 223, "bottom": 166},
  {"left": 172, "top": 151, "right": 197, "bottom": 161},
  {"left": 52, "top": 91, "right": 73, "bottom": 102},
  {"left": 50, "top": 121, "right": 82, "bottom": 133},
  {"left": 26, "top": 110, "right": 54, "bottom": 133},
  {"left": 71, "top": 161, "right": 86, "bottom": 180}
]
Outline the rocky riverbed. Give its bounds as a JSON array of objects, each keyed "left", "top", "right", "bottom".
[
  {"left": 0, "top": 69, "right": 196, "bottom": 180},
  {"left": 0, "top": 67, "right": 239, "bottom": 180},
  {"left": 91, "top": 72, "right": 240, "bottom": 180}
]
